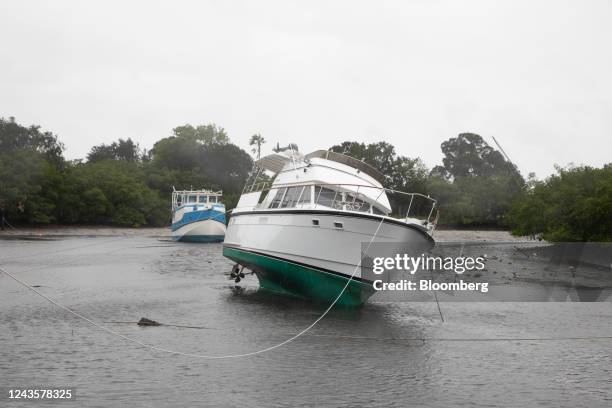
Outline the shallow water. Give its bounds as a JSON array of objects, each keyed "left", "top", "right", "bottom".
[{"left": 1, "top": 236, "right": 611, "bottom": 407}]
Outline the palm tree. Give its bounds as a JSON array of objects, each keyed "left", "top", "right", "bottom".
[{"left": 249, "top": 134, "right": 266, "bottom": 159}]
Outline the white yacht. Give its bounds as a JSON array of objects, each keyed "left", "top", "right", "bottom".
[
  {"left": 171, "top": 189, "right": 226, "bottom": 242},
  {"left": 223, "top": 147, "right": 437, "bottom": 305}
]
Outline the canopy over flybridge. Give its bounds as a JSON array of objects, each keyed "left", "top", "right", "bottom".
[
  {"left": 254, "top": 152, "right": 298, "bottom": 174},
  {"left": 305, "top": 150, "right": 385, "bottom": 184},
  {"left": 254, "top": 149, "right": 385, "bottom": 184}
]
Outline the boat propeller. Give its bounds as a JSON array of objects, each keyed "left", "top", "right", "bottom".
[{"left": 229, "top": 264, "right": 246, "bottom": 283}]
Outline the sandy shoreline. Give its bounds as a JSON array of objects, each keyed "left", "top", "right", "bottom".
[{"left": 0, "top": 225, "right": 170, "bottom": 238}]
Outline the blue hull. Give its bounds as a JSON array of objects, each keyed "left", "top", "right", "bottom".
[
  {"left": 171, "top": 208, "right": 226, "bottom": 231},
  {"left": 171, "top": 205, "right": 226, "bottom": 243}
]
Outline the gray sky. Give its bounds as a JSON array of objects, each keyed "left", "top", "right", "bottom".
[{"left": 1, "top": 0, "right": 610, "bottom": 177}]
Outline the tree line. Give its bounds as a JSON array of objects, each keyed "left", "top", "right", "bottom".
[
  {"left": 1, "top": 116, "right": 610, "bottom": 241},
  {"left": 0, "top": 118, "right": 252, "bottom": 227}
]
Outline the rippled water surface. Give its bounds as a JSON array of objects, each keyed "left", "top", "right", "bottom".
[{"left": 1, "top": 236, "right": 611, "bottom": 407}]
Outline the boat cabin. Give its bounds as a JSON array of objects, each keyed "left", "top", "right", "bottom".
[
  {"left": 237, "top": 148, "right": 393, "bottom": 214},
  {"left": 172, "top": 189, "right": 223, "bottom": 211},
  {"left": 259, "top": 184, "right": 389, "bottom": 215},
  {"left": 235, "top": 147, "right": 437, "bottom": 229}
]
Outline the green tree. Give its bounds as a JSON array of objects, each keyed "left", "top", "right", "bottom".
[
  {"left": 149, "top": 123, "right": 253, "bottom": 209},
  {"left": 427, "top": 133, "right": 525, "bottom": 227},
  {"left": 61, "top": 161, "right": 167, "bottom": 226},
  {"left": 87, "top": 138, "right": 142, "bottom": 162},
  {"left": 150, "top": 136, "right": 201, "bottom": 170},
  {"left": 0, "top": 117, "right": 66, "bottom": 224},
  {"left": 249, "top": 134, "right": 266, "bottom": 159},
  {"left": 172, "top": 123, "right": 229, "bottom": 146},
  {"left": 0, "top": 117, "right": 252, "bottom": 227},
  {"left": 0, "top": 116, "right": 64, "bottom": 164},
  {"left": 508, "top": 164, "right": 612, "bottom": 241},
  {"left": 430, "top": 174, "right": 519, "bottom": 226},
  {"left": 0, "top": 149, "right": 64, "bottom": 223},
  {"left": 432, "top": 133, "right": 519, "bottom": 180},
  {"left": 201, "top": 143, "right": 253, "bottom": 193}
]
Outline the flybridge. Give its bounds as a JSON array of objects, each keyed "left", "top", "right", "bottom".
[
  {"left": 237, "top": 147, "right": 438, "bottom": 231},
  {"left": 254, "top": 148, "right": 385, "bottom": 184},
  {"left": 304, "top": 150, "right": 385, "bottom": 184}
]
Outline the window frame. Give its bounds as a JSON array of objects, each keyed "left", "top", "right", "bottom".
[
  {"left": 280, "top": 186, "right": 303, "bottom": 208},
  {"left": 269, "top": 187, "right": 287, "bottom": 209}
]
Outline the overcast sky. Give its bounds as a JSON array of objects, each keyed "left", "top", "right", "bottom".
[{"left": 1, "top": 0, "right": 610, "bottom": 177}]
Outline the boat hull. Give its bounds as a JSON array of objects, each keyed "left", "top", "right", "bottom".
[
  {"left": 223, "top": 210, "right": 434, "bottom": 305},
  {"left": 223, "top": 246, "right": 375, "bottom": 306},
  {"left": 172, "top": 219, "right": 226, "bottom": 243}
]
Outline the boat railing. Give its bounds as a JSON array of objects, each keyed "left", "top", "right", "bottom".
[
  {"left": 171, "top": 188, "right": 224, "bottom": 211},
  {"left": 242, "top": 181, "right": 271, "bottom": 194},
  {"left": 243, "top": 182, "right": 437, "bottom": 226}
]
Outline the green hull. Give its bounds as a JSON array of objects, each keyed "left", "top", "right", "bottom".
[{"left": 223, "top": 246, "right": 375, "bottom": 307}]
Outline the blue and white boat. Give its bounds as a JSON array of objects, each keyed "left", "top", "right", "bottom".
[{"left": 171, "top": 188, "right": 226, "bottom": 242}]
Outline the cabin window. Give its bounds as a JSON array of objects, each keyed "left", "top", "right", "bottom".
[
  {"left": 261, "top": 188, "right": 275, "bottom": 207},
  {"left": 280, "top": 186, "right": 303, "bottom": 208},
  {"left": 258, "top": 188, "right": 271, "bottom": 205},
  {"left": 210, "top": 196, "right": 217, "bottom": 203},
  {"left": 269, "top": 188, "right": 287, "bottom": 208},
  {"left": 345, "top": 193, "right": 371, "bottom": 213},
  {"left": 315, "top": 187, "right": 338, "bottom": 208},
  {"left": 372, "top": 206, "right": 387, "bottom": 215},
  {"left": 298, "top": 185, "right": 312, "bottom": 205},
  {"left": 188, "top": 195, "right": 198, "bottom": 203},
  {"left": 198, "top": 195, "right": 208, "bottom": 203}
]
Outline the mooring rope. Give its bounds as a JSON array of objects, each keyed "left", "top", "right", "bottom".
[{"left": 0, "top": 217, "right": 386, "bottom": 359}]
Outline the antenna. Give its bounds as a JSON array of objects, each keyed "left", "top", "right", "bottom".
[
  {"left": 492, "top": 136, "right": 515, "bottom": 169},
  {"left": 289, "top": 143, "right": 297, "bottom": 171},
  {"left": 491, "top": 136, "right": 524, "bottom": 189}
]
